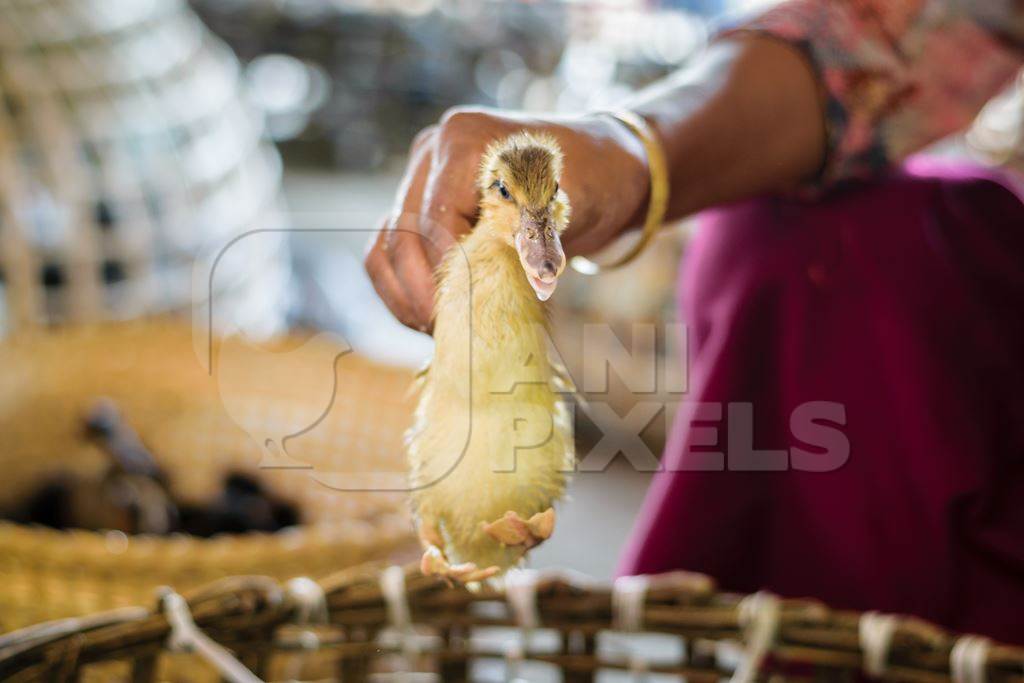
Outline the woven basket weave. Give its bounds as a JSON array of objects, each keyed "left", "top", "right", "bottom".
[
  {"left": 0, "top": 320, "right": 419, "bottom": 632},
  {"left": 0, "top": 0, "right": 290, "bottom": 334},
  {"left": 1, "top": 562, "right": 1022, "bottom": 683}
]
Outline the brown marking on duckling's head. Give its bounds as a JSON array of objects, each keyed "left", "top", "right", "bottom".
[{"left": 478, "top": 132, "right": 571, "bottom": 301}]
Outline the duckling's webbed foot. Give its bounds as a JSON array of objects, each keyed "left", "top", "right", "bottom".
[
  {"left": 417, "top": 518, "right": 499, "bottom": 584},
  {"left": 482, "top": 508, "right": 555, "bottom": 551},
  {"left": 420, "top": 545, "right": 500, "bottom": 584}
]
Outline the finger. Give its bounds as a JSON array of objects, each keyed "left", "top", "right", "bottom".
[
  {"left": 421, "top": 139, "right": 481, "bottom": 230},
  {"left": 368, "top": 127, "right": 437, "bottom": 331},
  {"left": 418, "top": 113, "right": 494, "bottom": 264},
  {"left": 417, "top": 165, "right": 477, "bottom": 272},
  {"left": 388, "top": 215, "right": 441, "bottom": 330},
  {"left": 365, "top": 226, "right": 421, "bottom": 330},
  {"left": 388, "top": 126, "right": 437, "bottom": 221},
  {"left": 389, "top": 135, "right": 466, "bottom": 270},
  {"left": 384, "top": 136, "right": 443, "bottom": 330},
  {"left": 385, "top": 123, "right": 469, "bottom": 326},
  {"left": 417, "top": 210, "right": 466, "bottom": 269},
  {"left": 411, "top": 124, "right": 438, "bottom": 154}
]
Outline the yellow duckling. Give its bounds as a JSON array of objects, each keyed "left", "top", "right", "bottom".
[{"left": 407, "top": 132, "right": 574, "bottom": 582}]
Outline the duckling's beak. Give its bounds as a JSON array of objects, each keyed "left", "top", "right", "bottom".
[{"left": 514, "top": 209, "right": 565, "bottom": 302}]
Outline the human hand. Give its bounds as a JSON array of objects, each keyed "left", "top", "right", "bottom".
[{"left": 364, "top": 107, "right": 649, "bottom": 332}]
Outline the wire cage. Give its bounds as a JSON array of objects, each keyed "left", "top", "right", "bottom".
[
  {"left": 1, "top": 561, "right": 1022, "bottom": 683},
  {"left": 0, "top": 0, "right": 290, "bottom": 336},
  {"left": 0, "top": 320, "right": 419, "bottom": 636}
]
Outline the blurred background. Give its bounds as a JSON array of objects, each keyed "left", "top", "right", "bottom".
[
  {"left": 0, "top": 0, "right": 783, "bottom": 347},
  {"left": 1, "top": 0, "right": 1022, "bottom": 632},
  {"left": 190, "top": 0, "right": 729, "bottom": 368},
  {"left": 0, "top": 0, "right": 753, "bottom": 589}
]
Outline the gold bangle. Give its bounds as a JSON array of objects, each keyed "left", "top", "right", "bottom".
[{"left": 570, "top": 110, "right": 670, "bottom": 275}]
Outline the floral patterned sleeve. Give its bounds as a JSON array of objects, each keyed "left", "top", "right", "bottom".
[{"left": 725, "top": 1, "right": 1024, "bottom": 183}]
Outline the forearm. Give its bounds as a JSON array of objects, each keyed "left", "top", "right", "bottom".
[
  {"left": 367, "top": 1, "right": 1024, "bottom": 333},
  {"left": 627, "top": 35, "right": 826, "bottom": 222}
]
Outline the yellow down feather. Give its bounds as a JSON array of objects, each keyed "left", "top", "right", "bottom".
[{"left": 406, "top": 133, "right": 574, "bottom": 575}]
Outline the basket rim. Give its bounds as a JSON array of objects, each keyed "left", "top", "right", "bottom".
[{"left": 3, "top": 563, "right": 1024, "bottom": 682}]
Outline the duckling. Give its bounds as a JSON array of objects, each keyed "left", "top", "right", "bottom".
[{"left": 407, "top": 132, "right": 574, "bottom": 583}]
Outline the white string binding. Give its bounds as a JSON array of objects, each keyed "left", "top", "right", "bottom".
[
  {"left": 612, "top": 575, "right": 650, "bottom": 632},
  {"left": 505, "top": 569, "right": 542, "bottom": 633},
  {"left": 505, "top": 568, "right": 593, "bottom": 633},
  {"left": 950, "top": 635, "right": 992, "bottom": 683},
  {"left": 285, "top": 576, "right": 328, "bottom": 625},
  {"left": 729, "top": 591, "right": 781, "bottom": 683},
  {"left": 505, "top": 567, "right": 542, "bottom": 669},
  {"left": 859, "top": 611, "right": 898, "bottom": 678},
  {"left": 162, "top": 591, "right": 263, "bottom": 683},
  {"left": 504, "top": 568, "right": 596, "bottom": 681},
  {"left": 381, "top": 566, "right": 412, "bottom": 631},
  {"left": 610, "top": 574, "right": 653, "bottom": 680},
  {"left": 380, "top": 565, "right": 420, "bottom": 669},
  {"left": 282, "top": 577, "right": 328, "bottom": 680}
]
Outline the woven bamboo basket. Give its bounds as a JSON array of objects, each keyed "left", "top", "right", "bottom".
[
  {"left": 1, "top": 561, "right": 1022, "bottom": 683},
  {"left": 0, "top": 0, "right": 290, "bottom": 335},
  {"left": 0, "top": 320, "right": 419, "bottom": 633}
]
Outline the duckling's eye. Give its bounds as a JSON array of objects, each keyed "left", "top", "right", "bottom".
[{"left": 494, "top": 181, "right": 512, "bottom": 201}]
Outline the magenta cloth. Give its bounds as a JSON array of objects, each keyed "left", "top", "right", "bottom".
[{"left": 617, "top": 159, "right": 1024, "bottom": 643}]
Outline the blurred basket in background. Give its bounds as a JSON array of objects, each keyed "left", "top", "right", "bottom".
[
  {"left": 0, "top": 320, "right": 419, "bottom": 632},
  {"left": 0, "top": 0, "right": 290, "bottom": 336},
  {"left": 1, "top": 561, "right": 1023, "bottom": 683}
]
